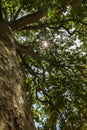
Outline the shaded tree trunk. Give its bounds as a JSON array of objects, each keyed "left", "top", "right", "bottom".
[{"left": 0, "top": 23, "right": 36, "bottom": 130}]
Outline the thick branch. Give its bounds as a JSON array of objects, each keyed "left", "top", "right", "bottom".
[
  {"left": 15, "top": 41, "right": 63, "bottom": 68},
  {"left": 15, "top": 40, "right": 45, "bottom": 61},
  {"left": 21, "top": 23, "right": 48, "bottom": 30},
  {"left": 10, "top": 10, "right": 45, "bottom": 32},
  {"left": 20, "top": 18, "right": 77, "bottom": 31}
]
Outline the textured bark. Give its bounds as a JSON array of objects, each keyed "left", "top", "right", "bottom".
[{"left": 0, "top": 23, "right": 36, "bottom": 130}]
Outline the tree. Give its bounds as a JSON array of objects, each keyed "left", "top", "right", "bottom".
[
  {"left": 0, "top": 24, "right": 35, "bottom": 130},
  {"left": 0, "top": 0, "right": 87, "bottom": 130}
]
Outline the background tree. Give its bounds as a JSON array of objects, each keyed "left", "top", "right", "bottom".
[{"left": 0, "top": 0, "right": 87, "bottom": 130}]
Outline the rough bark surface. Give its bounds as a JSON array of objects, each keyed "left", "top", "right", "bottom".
[{"left": 0, "top": 23, "right": 36, "bottom": 130}]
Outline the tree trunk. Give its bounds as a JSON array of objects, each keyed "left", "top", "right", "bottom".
[{"left": 0, "top": 23, "right": 36, "bottom": 130}]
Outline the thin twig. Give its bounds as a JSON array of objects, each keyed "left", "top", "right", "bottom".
[{"left": 13, "top": 7, "right": 21, "bottom": 20}]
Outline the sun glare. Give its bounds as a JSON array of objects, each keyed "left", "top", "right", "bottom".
[{"left": 43, "top": 40, "right": 48, "bottom": 48}]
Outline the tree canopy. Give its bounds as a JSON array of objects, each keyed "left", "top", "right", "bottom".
[{"left": 1, "top": 0, "right": 87, "bottom": 129}]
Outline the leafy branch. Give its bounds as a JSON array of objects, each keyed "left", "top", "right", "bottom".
[{"left": 15, "top": 40, "right": 64, "bottom": 69}]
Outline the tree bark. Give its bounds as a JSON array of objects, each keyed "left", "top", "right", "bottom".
[{"left": 0, "top": 23, "right": 36, "bottom": 130}]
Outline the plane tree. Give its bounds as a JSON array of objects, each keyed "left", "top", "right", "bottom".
[{"left": 0, "top": 0, "right": 87, "bottom": 129}]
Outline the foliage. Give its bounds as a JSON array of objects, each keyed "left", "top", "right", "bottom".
[{"left": 1, "top": 0, "right": 87, "bottom": 129}]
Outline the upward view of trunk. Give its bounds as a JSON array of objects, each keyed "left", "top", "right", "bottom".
[{"left": 0, "top": 23, "right": 36, "bottom": 130}]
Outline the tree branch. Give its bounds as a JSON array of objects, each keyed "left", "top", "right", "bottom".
[
  {"left": 36, "top": 88, "right": 49, "bottom": 104},
  {"left": 0, "top": 0, "right": 3, "bottom": 22},
  {"left": 15, "top": 41, "right": 64, "bottom": 68},
  {"left": 36, "top": 88, "right": 55, "bottom": 107},
  {"left": 20, "top": 18, "right": 77, "bottom": 31},
  {"left": 18, "top": 51, "right": 39, "bottom": 77},
  {"left": 13, "top": 6, "right": 22, "bottom": 20},
  {"left": 9, "top": 0, "right": 53, "bottom": 32},
  {"left": 15, "top": 40, "right": 45, "bottom": 61},
  {"left": 10, "top": 10, "right": 46, "bottom": 32}
]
